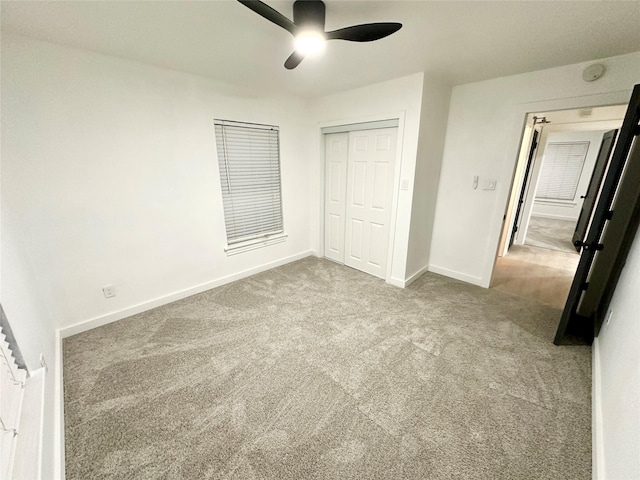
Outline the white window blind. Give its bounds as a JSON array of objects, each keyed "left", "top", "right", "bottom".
[
  {"left": 214, "top": 119, "right": 284, "bottom": 245},
  {"left": 536, "top": 141, "right": 589, "bottom": 201}
]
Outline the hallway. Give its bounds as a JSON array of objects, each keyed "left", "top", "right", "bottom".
[{"left": 491, "top": 245, "right": 580, "bottom": 308}]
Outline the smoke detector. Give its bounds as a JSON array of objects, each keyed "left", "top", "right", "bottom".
[{"left": 582, "top": 64, "right": 605, "bottom": 82}]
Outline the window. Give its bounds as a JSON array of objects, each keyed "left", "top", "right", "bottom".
[
  {"left": 536, "top": 141, "right": 589, "bottom": 201},
  {"left": 214, "top": 119, "right": 284, "bottom": 252}
]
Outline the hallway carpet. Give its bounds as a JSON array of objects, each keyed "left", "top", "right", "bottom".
[
  {"left": 492, "top": 245, "right": 579, "bottom": 309},
  {"left": 63, "top": 257, "right": 591, "bottom": 479},
  {"left": 525, "top": 216, "right": 578, "bottom": 253}
]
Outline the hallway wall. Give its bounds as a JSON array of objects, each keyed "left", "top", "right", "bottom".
[{"left": 429, "top": 51, "right": 640, "bottom": 287}]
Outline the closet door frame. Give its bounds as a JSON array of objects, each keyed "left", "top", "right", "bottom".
[{"left": 319, "top": 113, "right": 406, "bottom": 284}]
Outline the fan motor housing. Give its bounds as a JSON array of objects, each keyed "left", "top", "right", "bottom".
[{"left": 293, "top": 0, "right": 326, "bottom": 29}]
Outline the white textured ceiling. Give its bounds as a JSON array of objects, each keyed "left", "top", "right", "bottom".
[{"left": 3, "top": 1, "right": 640, "bottom": 98}]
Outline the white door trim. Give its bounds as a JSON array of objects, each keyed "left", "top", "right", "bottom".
[
  {"left": 318, "top": 111, "right": 406, "bottom": 284},
  {"left": 485, "top": 90, "right": 635, "bottom": 287}
]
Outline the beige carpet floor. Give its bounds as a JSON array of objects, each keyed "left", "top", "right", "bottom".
[
  {"left": 492, "top": 245, "right": 580, "bottom": 309},
  {"left": 525, "top": 216, "right": 578, "bottom": 253},
  {"left": 63, "top": 257, "right": 591, "bottom": 479}
]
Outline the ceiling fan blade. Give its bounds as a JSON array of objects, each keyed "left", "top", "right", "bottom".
[
  {"left": 284, "top": 51, "right": 305, "bottom": 70},
  {"left": 237, "top": 0, "right": 296, "bottom": 34},
  {"left": 326, "top": 22, "right": 402, "bottom": 42}
]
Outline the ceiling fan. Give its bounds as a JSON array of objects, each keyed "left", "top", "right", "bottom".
[{"left": 237, "top": 0, "right": 402, "bottom": 70}]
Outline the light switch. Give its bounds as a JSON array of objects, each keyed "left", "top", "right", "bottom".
[
  {"left": 401, "top": 179, "right": 409, "bottom": 191},
  {"left": 482, "top": 179, "right": 497, "bottom": 191}
]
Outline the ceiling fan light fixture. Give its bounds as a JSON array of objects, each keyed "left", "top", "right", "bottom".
[
  {"left": 237, "top": 0, "right": 402, "bottom": 69},
  {"left": 294, "top": 30, "right": 326, "bottom": 56}
]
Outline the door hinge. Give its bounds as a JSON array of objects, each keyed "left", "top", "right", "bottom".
[
  {"left": 581, "top": 282, "right": 590, "bottom": 291},
  {"left": 606, "top": 210, "right": 614, "bottom": 220}
]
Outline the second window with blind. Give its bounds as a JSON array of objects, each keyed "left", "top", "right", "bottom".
[
  {"left": 214, "top": 119, "right": 285, "bottom": 253},
  {"left": 536, "top": 141, "right": 590, "bottom": 201}
]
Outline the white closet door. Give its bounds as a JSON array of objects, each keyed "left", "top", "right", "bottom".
[
  {"left": 344, "top": 127, "right": 397, "bottom": 279},
  {"left": 324, "top": 133, "right": 349, "bottom": 263}
]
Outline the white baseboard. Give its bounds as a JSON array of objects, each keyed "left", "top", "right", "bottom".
[
  {"left": 427, "top": 264, "right": 485, "bottom": 287},
  {"left": 60, "top": 250, "right": 314, "bottom": 338},
  {"left": 55, "top": 331, "right": 65, "bottom": 480},
  {"left": 403, "top": 264, "right": 430, "bottom": 288},
  {"left": 387, "top": 276, "right": 405, "bottom": 288},
  {"left": 592, "top": 337, "right": 605, "bottom": 480}
]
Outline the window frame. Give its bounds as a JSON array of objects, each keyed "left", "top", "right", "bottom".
[
  {"left": 214, "top": 119, "right": 286, "bottom": 254},
  {"left": 535, "top": 141, "right": 590, "bottom": 202}
]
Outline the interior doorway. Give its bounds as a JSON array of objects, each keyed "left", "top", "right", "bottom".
[{"left": 491, "top": 104, "right": 626, "bottom": 308}]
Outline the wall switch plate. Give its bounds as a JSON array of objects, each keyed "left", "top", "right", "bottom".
[
  {"left": 482, "top": 179, "right": 497, "bottom": 190},
  {"left": 103, "top": 285, "right": 116, "bottom": 298},
  {"left": 40, "top": 353, "right": 48, "bottom": 373},
  {"left": 401, "top": 179, "right": 409, "bottom": 191}
]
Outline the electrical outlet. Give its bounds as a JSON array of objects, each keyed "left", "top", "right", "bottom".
[{"left": 103, "top": 285, "right": 116, "bottom": 298}]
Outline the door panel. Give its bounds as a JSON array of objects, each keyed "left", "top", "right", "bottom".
[
  {"left": 329, "top": 162, "right": 342, "bottom": 202},
  {"left": 324, "top": 133, "right": 349, "bottom": 263},
  {"left": 352, "top": 162, "right": 367, "bottom": 207},
  {"left": 372, "top": 162, "right": 389, "bottom": 210},
  {"left": 571, "top": 129, "right": 618, "bottom": 251},
  {"left": 344, "top": 128, "right": 398, "bottom": 279},
  {"left": 328, "top": 214, "right": 341, "bottom": 252},
  {"left": 577, "top": 136, "right": 640, "bottom": 321},
  {"left": 555, "top": 85, "right": 640, "bottom": 344},
  {"left": 510, "top": 129, "right": 539, "bottom": 247},
  {"left": 349, "top": 219, "right": 364, "bottom": 260},
  {"left": 369, "top": 222, "right": 385, "bottom": 266}
]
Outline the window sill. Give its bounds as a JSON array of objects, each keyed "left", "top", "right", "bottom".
[
  {"left": 224, "top": 234, "right": 288, "bottom": 256},
  {"left": 534, "top": 199, "right": 577, "bottom": 208}
]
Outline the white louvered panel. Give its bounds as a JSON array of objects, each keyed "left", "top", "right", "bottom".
[
  {"left": 215, "top": 120, "right": 284, "bottom": 244},
  {"left": 536, "top": 141, "right": 589, "bottom": 200},
  {"left": 1, "top": 328, "right": 26, "bottom": 480}
]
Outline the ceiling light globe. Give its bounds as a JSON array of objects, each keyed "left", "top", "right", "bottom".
[{"left": 294, "top": 30, "right": 326, "bottom": 56}]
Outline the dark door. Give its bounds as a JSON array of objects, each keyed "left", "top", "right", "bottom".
[
  {"left": 571, "top": 129, "right": 618, "bottom": 252},
  {"left": 555, "top": 84, "right": 640, "bottom": 345},
  {"left": 578, "top": 137, "right": 640, "bottom": 335},
  {"left": 510, "top": 129, "right": 539, "bottom": 247}
]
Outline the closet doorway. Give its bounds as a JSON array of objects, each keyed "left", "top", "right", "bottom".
[{"left": 324, "top": 126, "right": 398, "bottom": 279}]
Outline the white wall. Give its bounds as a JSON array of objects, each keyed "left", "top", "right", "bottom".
[
  {"left": 309, "top": 72, "right": 426, "bottom": 286},
  {"left": 429, "top": 51, "right": 640, "bottom": 287},
  {"left": 531, "top": 129, "right": 610, "bottom": 221},
  {"left": 593, "top": 228, "right": 640, "bottom": 480},
  {"left": 405, "top": 77, "right": 451, "bottom": 282},
  {"left": 2, "top": 34, "right": 314, "bottom": 335},
  {"left": 0, "top": 209, "right": 60, "bottom": 478},
  {"left": 1, "top": 34, "right": 317, "bottom": 477}
]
